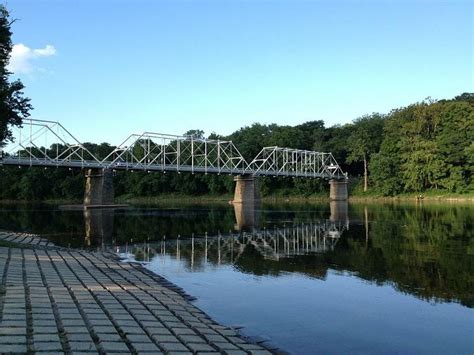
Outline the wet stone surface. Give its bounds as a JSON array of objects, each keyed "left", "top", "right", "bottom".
[{"left": 0, "top": 232, "right": 272, "bottom": 354}]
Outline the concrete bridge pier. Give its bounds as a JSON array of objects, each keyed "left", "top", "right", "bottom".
[
  {"left": 329, "top": 179, "right": 348, "bottom": 201},
  {"left": 233, "top": 175, "right": 260, "bottom": 204},
  {"left": 84, "top": 168, "right": 115, "bottom": 207}
]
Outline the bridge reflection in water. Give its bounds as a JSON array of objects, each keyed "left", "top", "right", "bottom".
[
  {"left": 101, "top": 201, "right": 350, "bottom": 265},
  {"left": 84, "top": 208, "right": 115, "bottom": 248}
]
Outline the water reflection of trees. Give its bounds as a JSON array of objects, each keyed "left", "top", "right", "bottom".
[
  {"left": 0, "top": 202, "right": 472, "bottom": 307},
  {"left": 125, "top": 203, "right": 473, "bottom": 308}
]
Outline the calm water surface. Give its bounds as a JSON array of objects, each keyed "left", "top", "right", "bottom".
[{"left": 0, "top": 201, "right": 473, "bottom": 354}]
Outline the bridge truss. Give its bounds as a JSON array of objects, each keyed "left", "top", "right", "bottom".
[{"left": 1, "top": 119, "right": 346, "bottom": 179}]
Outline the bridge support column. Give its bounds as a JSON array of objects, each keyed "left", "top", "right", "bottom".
[
  {"left": 84, "top": 168, "right": 114, "bottom": 207},
  {"left": 233, "top": 175, "right": 260, "bottom": 204},
  {"left": 329, "top": 180, "right": 348, "bottom": 201}
]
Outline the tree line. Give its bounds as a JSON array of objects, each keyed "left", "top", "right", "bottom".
[{"left": 0, "top": 93, "right": 472, "bottom": 201}]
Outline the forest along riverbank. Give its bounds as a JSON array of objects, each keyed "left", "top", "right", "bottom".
[{"left": 0, "top": 231, "right": 274, "bottom": 354}]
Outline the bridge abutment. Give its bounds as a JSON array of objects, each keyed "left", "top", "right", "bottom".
[
  {"left": 329, "top": 180, "right": 348, "bottom": 201},
  {"left": 233, "top": 175, "right": 260, "bottom": 204},
  {"left": 84, "top": 168, "right": 115, "bottom": 206}
]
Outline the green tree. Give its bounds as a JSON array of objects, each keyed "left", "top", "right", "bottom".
[
  {"left": 346, "top": 114, "right": 385, "bottom": 192},
  {"left": 0, "top": 6, "right": 32, "bottom": 146}
]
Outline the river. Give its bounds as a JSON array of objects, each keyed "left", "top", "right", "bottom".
[{"left": 0, "top": 201, "right": 472, "bottom": 354}]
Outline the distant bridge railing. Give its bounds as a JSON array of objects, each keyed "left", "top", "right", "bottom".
[{"left": 1, "top": 119, "right": 347, "bottom": 179}]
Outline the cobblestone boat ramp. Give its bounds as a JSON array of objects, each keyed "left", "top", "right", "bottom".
[{"left": 0, "top": 232, "right": 273, "bottom": 354}]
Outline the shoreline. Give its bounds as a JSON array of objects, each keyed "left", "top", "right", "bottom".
[
  {"left": 1, "top": 193, "right": 473, "bottom": 205},
  {"left": 0, "top": 231, "right": 277, "bottom": 354}
]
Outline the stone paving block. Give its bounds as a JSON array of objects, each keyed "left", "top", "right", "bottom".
[
  {"left": 110, "top": 313, "right": 134, "bottom": 321},
  {"left": 147, "top": 327, "right": 172, "bottom": 336},
  {"left": 2, "top": 302, "right": 25, "bottom": 308},
  {"left": 187, "top": 342, "right": 216, "bottom": 352},
  {"left": 33, "top": 341, "right": 63, "bottom": 351},
  {"left": 248, "top": 350, "right": 273, "bottom": 355},
  {"left": 88, "top": 318, "right": 113, "bottom": 326},
  {"left": 121, "top": 326, "right": 146, "bottom": 335},
  {"left": 159, "top": 342, "right": 190, "bottom": 352},
  {"left": 114, "top": 319, "right": 139, "bottom": 327},
  {"left": 33, "top": 319, "right": 58, "bottom": 327},
  {"left": 33, "top": 326, "right": 61, "bottom": 334},
  {"left": 218, "top": 329, "right": 239, "bottom": 337},
  {"left": 0, "top": 320, "right": 26, "bottom": 327},
  {"left": 68, "top": 341, "right": 97, "bottom": 351},
  {"left": 32, "top": 313, "right": 56, "bottom": 321},
  {"left": 214, "top": 342, "right": 241, "bottom": 351},
  {"left": 173, "top": 327, "right": 198, "bottom": 335},
  {"left": 222, "top": 351, "right": 248, "bottom": 355},
  {"left": 126, "top": 334, "right": 152, "bottom": 342},
  {"left": 178, "top": 334, "right": 207, "bottom": 344},
  {"left": 61, "top": 318, "right": 86, "bottom": 326},
  {"left": 2, "top": 308, "right": 27, "bottom": 316},
  {"left": 152, "top": 334, "right": 181, "bottom": 343},
  {"left": 203, "top": 333, "right": 229, "bottom": 343},
  {"left": 58, "top": 312, "right": 82, "bottom": 319},
  {"left": 227, "top": 336, "right": 247, "bottom": 344},
  {"left": 96, "top": 332, "right": 122, "bottom": 342},
  {"left": 238, "top": 343, "right": 267, "bottom": 350},
  {"left": 0, "top": 344, "right": 28, "bottom": 353},
  {"left": 1, "top": 314, "right": 26, "bottom": 321},
  {"left": 63, "top": 325, "right": 90, "bottom": 334},
  {"left": 0, "top": 327, "right": 27, "bottom": 335},
  {"left": 99, "top": 341, "right": 130, "bottom": 352},
  {"left": 92, "top": 325, "right": 118, "bottom": 334},
  {"left": 164, "top": 321, "right": 188, "bottom": 328},
  {"left": 85, "top": 313, "right": 110, "bottom": 320},
  {"left": 134, "top": 314, "right": 157, "bottom": 322},
  {"left": 0, "top": 335, "right": 27, "bottom": 344},
  {"left": 131, "top": 342, "right": 163, "bottom": 352}
]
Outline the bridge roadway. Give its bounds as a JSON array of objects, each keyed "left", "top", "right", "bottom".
[{"left": 1, "top": 119, "right": 349, "bottom": 203}]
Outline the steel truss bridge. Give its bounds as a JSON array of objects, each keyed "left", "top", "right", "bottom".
[{"left": 0, "top": 119, "right": 346, "bottom": 179}]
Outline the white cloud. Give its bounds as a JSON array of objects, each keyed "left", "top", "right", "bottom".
[{"left": 7, "top": 43, "right": 57, "bottom": 74}]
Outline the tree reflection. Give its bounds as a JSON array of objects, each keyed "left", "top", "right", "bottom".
[{"left": 0, "top": 201, "right": 472, "bottom": 307}]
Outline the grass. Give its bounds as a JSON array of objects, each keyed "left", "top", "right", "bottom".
[
  {"left": 1, "top": 187, "right": 473, "bottom": 206},
  {"left": 116, "top": 193, "right": 233, "bottom": 205}
]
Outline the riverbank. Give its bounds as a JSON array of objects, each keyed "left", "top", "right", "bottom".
[
  {"left": 1, "top": 190, "right": 473, "bottom": 205},
  {"left": 0, "top": 231, "right": 274, "bottom": 354}
]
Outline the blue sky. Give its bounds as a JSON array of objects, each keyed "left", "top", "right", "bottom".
[{"left": 7, "top": 0, "right": 473, "bottom": 144}]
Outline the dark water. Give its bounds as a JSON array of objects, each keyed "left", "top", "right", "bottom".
[{"left": 0, "top": 201, "right": 473, "bottom": 354}]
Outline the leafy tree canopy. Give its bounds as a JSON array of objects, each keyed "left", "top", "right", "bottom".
[{"left": 0, "top": 6, "right": 32, "bottom": 146}]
